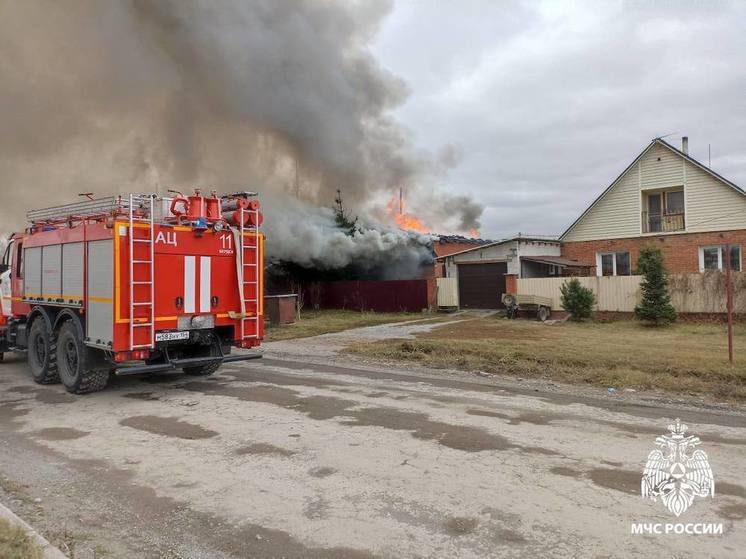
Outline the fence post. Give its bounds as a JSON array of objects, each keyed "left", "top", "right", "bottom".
[{"left": 726, "top": 244, "right": 734, "bottom": 364}]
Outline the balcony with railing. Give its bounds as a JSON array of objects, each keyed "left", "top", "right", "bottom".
[{"left": 642, "top": 211, "right": 685, "bottom": 233}]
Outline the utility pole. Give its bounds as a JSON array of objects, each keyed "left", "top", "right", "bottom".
[
  {"left": 294, "top": 159, "right": 300, "bottom": 198},
  {"left": 726, "top": 244, "right": 734, "bottom": 364}
]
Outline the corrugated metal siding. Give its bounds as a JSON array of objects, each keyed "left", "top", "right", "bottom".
[
  {"left": 87, "top": 239, "right": 113, "bottom": 347},
  {"left": 640, "top": 143, "right": 683, "bottom": 189},
  {"left": 436, "top": 277, "right": 458, "bottom": 307},
  {"left": 24, "top": 246, "right": 42, "bottom": 297},
  {"left": 62, "top": 242, "right": 84, "bottom": 301},
  {"left": 562, "top": 166, "right": 640, "bottom": 242},
  {"left": 685, "top": 161, "right": 746, "bottom": 232},
  {"left": 41, "top": 244, "right": 62, "bottom": 299}
]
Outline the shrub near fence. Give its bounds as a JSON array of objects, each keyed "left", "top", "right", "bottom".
[{"left": 517, "top": 272, "right": 746, "bottom": 314}]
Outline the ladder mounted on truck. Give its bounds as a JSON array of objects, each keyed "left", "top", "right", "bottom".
[
  {"left": 239, "top": 204, "right": 261, "bottom": 343},
  {"left": 127, "top": 194, "right": 156, "bottom": 350},
  {"left": 26, "top": 194, "right": 153, "bottom": 225}
]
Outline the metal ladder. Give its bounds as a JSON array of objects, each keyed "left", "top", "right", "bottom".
[
  {"left": 239, "top": 205, "right": 260, "bottom": 341},
  {"left": 128, "top": 194, "right": 156, "bottom": 350}
]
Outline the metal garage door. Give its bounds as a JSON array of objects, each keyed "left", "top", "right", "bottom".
[{"left": 458, "top": 262, "right": 507, "bottom": 309}]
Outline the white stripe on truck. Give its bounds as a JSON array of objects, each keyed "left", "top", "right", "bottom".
[
  {"left": 200, "top": 256, "right": 211, "bottom": 312},
  {"left": 184, "top": 255, "right": 195, "bottom": 313}
]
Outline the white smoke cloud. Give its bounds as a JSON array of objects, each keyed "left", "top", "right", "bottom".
[{"left": 263, "top": 193, "right": 433, "bottom": 278}]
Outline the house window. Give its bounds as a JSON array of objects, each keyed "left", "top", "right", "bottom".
[
  {"left": 699, "top": 245, "right": 741, "bottom": 272},
  {"left": 597, "top": 251, "right": 631, "bottom": 276},
  {"left": 643, "top": 189, "right": 685, "bottom": 233}
]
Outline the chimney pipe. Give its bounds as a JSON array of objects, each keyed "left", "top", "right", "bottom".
[{"left": 682, "top": 136, "right": 689, "bottom": 155}]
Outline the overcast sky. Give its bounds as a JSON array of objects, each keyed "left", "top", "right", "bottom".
[{"left": 371, "top": 0, "right": 746, "bottom": 239}]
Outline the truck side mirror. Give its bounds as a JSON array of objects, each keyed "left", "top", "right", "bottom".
[{"left": 0, "top": 263, "right": 8, "bottom": 275}]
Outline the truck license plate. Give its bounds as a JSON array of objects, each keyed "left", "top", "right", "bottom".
[{"left": 155, "top": 331, "right": 190, "bottom": 342}]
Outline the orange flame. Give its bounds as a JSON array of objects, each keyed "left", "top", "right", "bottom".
[
  {"left": 468, "top": 228, "right": 480, "bottom": 238},
  {"left": 386, "top": 196, "right": 429, "bottom": 234}
]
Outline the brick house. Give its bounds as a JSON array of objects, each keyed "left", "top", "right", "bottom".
[{"left": 560, "top": 137, "right": 746, "bottom": 275}]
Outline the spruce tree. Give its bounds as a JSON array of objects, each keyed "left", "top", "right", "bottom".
[
  {"left": 560, "top": 278, "right": 596, "bottom": 321},
  {"left": 634, "top": 246, "right": 677, "bottom": 325},
  {"left": 333, "top": 189, "right": 358, "bottom": 236}
]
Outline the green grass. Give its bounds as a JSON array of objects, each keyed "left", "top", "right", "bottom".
[
  {"left": 0, "top": 518, "right": 43, "bottom": 559},
  {"left": 264, "top": 309, "right": 431, "bottom": 341},
  {"left": 346, "top": 316, "right": 746, "bottom": 400}
]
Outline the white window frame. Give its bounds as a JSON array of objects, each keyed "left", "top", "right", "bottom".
[
  {"left": 596, "top": 251, "right": 630, "bottom": 277},
  {"left": 698, "top": 245, "right": 742, "bottom": 272}
]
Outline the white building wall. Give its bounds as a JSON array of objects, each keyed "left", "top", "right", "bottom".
[
  {"left": 562, "top": 162, "right": 641, "bottom": 242},
  {"left": 443, "top": 239, "right": 561, "bottom": 278},
  {"left": 685, "top": 160, "right": 746, "bottom": 232},
  {"left": 639, "top": 142, "right": 684, "bottom": 190}
]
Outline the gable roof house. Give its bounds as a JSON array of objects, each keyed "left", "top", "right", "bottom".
[{"left": 560, "top": 137, "right": 746, "bottom": 276}]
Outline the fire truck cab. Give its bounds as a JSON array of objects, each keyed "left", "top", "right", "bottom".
[{"left": 0, "top": 191, "right": 264, "bottom": 393}]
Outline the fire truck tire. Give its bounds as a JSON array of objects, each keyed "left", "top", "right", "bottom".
[
  {"left": 183, "top": 361, "right": 221, "bottom": 376},
  {"left": 28, "top": 318, "right": 60, "bottom": 385},
  {"left": 56, "top": 321, "right": 110, "bottom": 394}
]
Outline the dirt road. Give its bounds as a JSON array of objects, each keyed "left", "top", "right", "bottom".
[{"left": 1, "top": 323, "right": 745, "bottom": 557}]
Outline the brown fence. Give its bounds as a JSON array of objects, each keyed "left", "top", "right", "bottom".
[{"left": 302, "top": 279, "right": 435, "bottom": 312}]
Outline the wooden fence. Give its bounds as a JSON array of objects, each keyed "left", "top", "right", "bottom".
[{"left": 517, "top": 272, "right": 746, "bottom": 313}]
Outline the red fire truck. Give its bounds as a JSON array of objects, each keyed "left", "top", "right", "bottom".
[{"left": 0, "top": 191, "right": 264, "bottom": 393}]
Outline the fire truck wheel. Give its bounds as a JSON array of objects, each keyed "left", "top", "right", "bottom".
[
  {"left": 28, "top": 318, "right": 60, "bottom": 384},
  {"left": 56, "top": 321, "right": 110, "bottom": 394},
  {"left": 183, "top": 361, "right": 222, "bottom": 376}
]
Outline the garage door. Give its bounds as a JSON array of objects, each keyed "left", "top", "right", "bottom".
[{"left": 458, "top": 262, "right": 507, "bottom": 309}]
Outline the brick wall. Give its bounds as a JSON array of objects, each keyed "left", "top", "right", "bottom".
[
  {"left": 505, "top": 274, "right": 518, "bottom": 295},
  {"left": 561, "top": 229, "right": 746, "bottom": 273}
]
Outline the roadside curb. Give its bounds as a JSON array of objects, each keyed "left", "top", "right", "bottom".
[{"left": 0, "top": 501, "right": 67, "bottom": 559}]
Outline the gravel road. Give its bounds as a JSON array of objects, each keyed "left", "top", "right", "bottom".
[{"left": 1, "top": 319, "right": 745, "bottom": 558}]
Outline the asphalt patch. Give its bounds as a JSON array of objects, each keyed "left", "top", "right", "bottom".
[
  {"left": 120, "top": 415, "right": 218, "bottom": 440},
  {"left": 444, "top": 516, "right": 479, "bottom": 536},
  {"left": 236, "top": 443, "right": 295, "bottom": 457},
  {"left": 718, "top": 503, "right": 746, "bottom": 520},
  {"left": 0, "top": 402, "right": 30, "bottom": 424},
  {"left": 587, "top": 468, "right": 640, "bottom": 495},
  {"left": 550, "top": 466, "right": 583, "bottom": 478},
  {"left": 7, "top": 385, "right": 76, "bottom": 404},
  {"left": 122, "top": 392, "right": 161, "bottom": 401},
  {"left": 309, "top": 466, "right": 337, "bottom": 478},
  {"left": 31, "top": 427, "right": 89, "bottom": 441}
]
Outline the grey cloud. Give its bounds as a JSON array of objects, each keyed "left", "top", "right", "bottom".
[{"left": 373, "top": 0, "right": 746, "bottom": 239}]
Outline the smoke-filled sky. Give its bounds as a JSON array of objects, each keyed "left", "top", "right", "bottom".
[
  {"left": 0, "top": 0, "right": 479, "bottom": 241},
  {"left": 373, "top": 0, "right": 746, "bottom": 238},
  {"left": 2, "top": 0, "right": 746, "bottom": 247}
]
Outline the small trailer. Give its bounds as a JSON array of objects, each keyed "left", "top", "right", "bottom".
[{"left": 501, "top": 293, "right": 552, "bottom": 321}]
